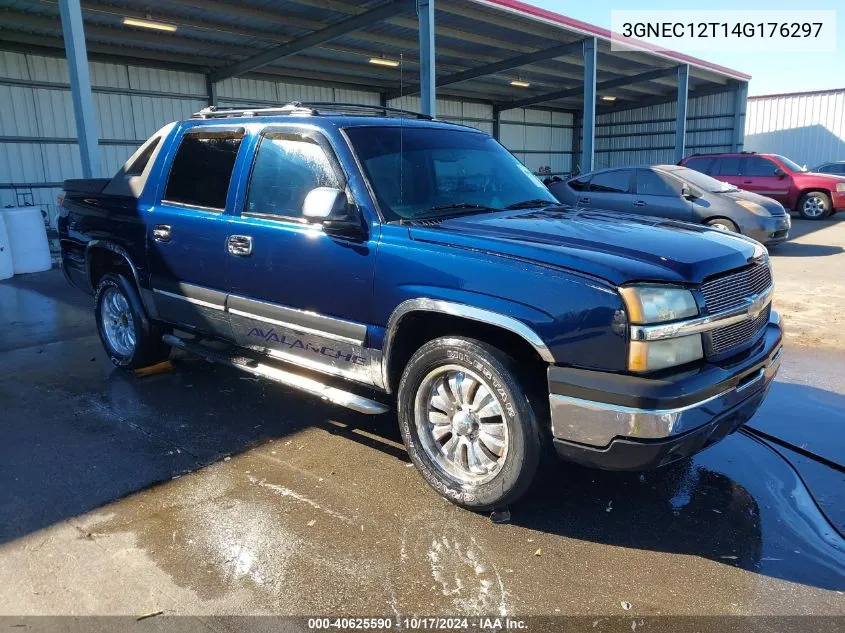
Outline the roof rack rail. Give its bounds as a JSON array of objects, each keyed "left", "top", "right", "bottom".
[{"left": 192, "top": 102, "right": 433, "bottom": 120}]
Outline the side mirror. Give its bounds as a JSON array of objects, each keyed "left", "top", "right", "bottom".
[
  {"left": 681, "top": 183, "right": 695, "bottom": 199},
  {"left": 302, "top": 187, "right": 362, "bottom": 237},
  {"left": 773, "top": 168, "right": 786, "bottom": 178}
]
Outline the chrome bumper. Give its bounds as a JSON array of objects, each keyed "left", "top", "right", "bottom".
[{"left": 550, "top": 315, "right": 783, "bottom": 449}]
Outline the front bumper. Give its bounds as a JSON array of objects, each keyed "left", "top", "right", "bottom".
[
  {"left": 744, "top": 214, "right": 791, "bottom": 245},
  {"left": 833, "top": 191, "right": 845, "bottom": 211},
  {"left": 548, "top": 311, "right": 783, "bottom": 471}
]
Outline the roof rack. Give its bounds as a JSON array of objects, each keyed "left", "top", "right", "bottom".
[{"left": 192, "top": 102, "right": 433, "bottom": 120}]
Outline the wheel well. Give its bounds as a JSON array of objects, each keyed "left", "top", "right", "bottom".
[
  {"left": 796, "top": 188, "right": 832, "bottom": 209},
  {"left": 87, "top": 247, "right": 134, "bottom": 289},
  {"left": 704, "top": 216, "right": 739, "bottom": 231},
  {"left": 386, "top": 312, "right": 548, "bottom": 394}
]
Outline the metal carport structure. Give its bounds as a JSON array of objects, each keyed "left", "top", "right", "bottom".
[{"left": 0, "top": 0, "right": 750, "bottom": 227}]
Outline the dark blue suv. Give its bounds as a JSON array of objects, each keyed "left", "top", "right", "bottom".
[{"left": 58, "top": 103, "right": 783, "bottom": 511}]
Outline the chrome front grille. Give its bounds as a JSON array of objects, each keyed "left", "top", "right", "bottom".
[
  {"left": 700, "top": 261, "right": 773, "bottom": 358},
  {"left": 706, "top": 305, "right": 771, "bottom": 357},
  {"left": 700, "top": 262, "right": 772, "bottom": 314}
]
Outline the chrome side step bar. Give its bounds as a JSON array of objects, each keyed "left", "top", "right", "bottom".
[{"left": 163, "top": 334, "right": 390, "bottom": 415}]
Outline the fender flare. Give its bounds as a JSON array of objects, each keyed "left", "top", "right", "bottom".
[
  {"left": 85, "top": 241, "right": 157, "bottom": 318},
  {"left": 85, "top": 241, "right": 142, "bottom": 290},
  {"left": 381, "top": 298, "right": 555, "bottom": 391}
]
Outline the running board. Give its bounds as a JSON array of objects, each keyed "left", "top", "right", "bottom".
[{"left": 163, "top": 334, "right": 389, "bottom": 415}]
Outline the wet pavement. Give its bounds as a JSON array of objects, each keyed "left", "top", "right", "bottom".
[{"left": 0, "top": 270, "right": 843, "bottom": 617}]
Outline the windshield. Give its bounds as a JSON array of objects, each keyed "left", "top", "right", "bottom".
[
  {"left": 775, "top": 154, "right": 808, "bottom": 172},
  {"left": 344, "top": 126, "right": 557, "bottom": 221},
  {"left": 672, "top": 166, "right": 737, "bottom": 192}
]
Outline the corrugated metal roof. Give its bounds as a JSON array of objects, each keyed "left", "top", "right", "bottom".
[{"left": 0, "top": 0, "right": 745, "bottom": 111}]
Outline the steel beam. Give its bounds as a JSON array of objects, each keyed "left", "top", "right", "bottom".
[
  {"left": 492, "top": 105, "right": 501, "bottom": 141},
  {"left": 58, "top": 0, "right": 100, "bottom": 178},
  {"left": 581, "top": 38, "right": 597, "bottom": 174},
  {"left": 501, "top": 65, "right": 680, "bottom": 111},
  {"left": 418, "top": 0, "right": 436, "bottom": 116},
  {"left": 674, "top": 64, "right": 689, "bottom": 163},
  {"left": 732, "top": 82, "right": 747, "bottom": 151},
  {"left": 209, "top": 0, "right": 415, "bottom": 83},
  {"left": 387, "top": 39, "right": 584, "bottom": 100}
]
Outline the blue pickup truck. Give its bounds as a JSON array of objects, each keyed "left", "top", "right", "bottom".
[{"left": 59, "top": 103, "right": 783, "bottom": 511}]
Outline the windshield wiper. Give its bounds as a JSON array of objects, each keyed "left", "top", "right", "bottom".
[
  {"left": 504, "top": 199, "right": 558, "bottom": 210},
  {"left": 427, "top": 203, "right": 499, "bottom": 213}
]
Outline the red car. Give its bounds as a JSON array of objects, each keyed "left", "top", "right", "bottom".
[{"left": 680, "top": 152, "right": 845, "bottom": 220}]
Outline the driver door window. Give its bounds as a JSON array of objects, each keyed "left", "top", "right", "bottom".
[
  {"left": 244, "top": 133, "right": 340, "bottom": 222},
  {"left": 741, "top": 156, "right": 789, "bottom": 203}
]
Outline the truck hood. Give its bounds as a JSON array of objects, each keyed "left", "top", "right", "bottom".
[
  {"left": 408, "top": 207, "right": 762, "bottom": 285},
  {"left": 804, "top": 172, "right": 845, "bottom": 184}
]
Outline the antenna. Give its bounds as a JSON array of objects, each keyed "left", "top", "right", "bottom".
[{"left": 399, "top": 52, "right": 404, "bottom": 208}]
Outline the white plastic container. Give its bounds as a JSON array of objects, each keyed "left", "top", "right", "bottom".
[
  {"left": 0, "top": 212, "right": 13, "bottom": 280},
  {"left": 1, "top": 207, "right": 52, "bottom": 274}
]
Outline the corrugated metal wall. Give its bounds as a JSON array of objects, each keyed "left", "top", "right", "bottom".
[
  {"left": 594, "top": 91, "right": 739, "bottom": 170},
  {"left": 0, "top": 51, "right": 576, "bottom": 239},
  {"left": 745, "top": 89, "right": 845, "bottom": 167}
]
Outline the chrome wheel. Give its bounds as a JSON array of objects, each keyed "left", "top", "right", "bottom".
[
  {"left": 413, "top": 365, "right": 509, "bottom": 486},
  {"left": 101, "top": 287, "right": 136, "bottom": 357},
  {"left": 710, "top": 222, "right": 733, "bottom": 231},
  {"left": 803, "top": 195, "right": 827, "bottom": 218}
]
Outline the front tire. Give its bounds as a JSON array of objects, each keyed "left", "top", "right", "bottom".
[
  {"left": 705, "top": 218, "right": 739, "bottom": 233},
  {"left": 397, "top": 337, "right": 542, "bottom": 511},
  {"left": 798, "top": 191, "right": 833, "bottom": 220},
  {"left": 94, "top": 273, "right": 170, "bottom": 369}
]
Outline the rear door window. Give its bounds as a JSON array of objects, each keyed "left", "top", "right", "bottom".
[
  {"left": 163, "top": 129, "right": 245, "bottom": 210},
  {"left": 713, "top": 157, "right": 741, "bottom": 176},
  {"left": 588, "top": 170, "right": 631, "bottom": 193},
  {"left": 568, "top": 175, "right": 590, "bottom": 191},
  {"left": 244, "top": 132, "right": 341, "bottom": 221}
]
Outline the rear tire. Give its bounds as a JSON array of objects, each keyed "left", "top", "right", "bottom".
[
  {"left": 797, "top": 191, "right": 833, "bottom": 220},
  {"left": 397, "top": 337, "right": 542, "bottom": 511},
  {"left": 94, "top": 273, "right": 170, "bottom": 370},
  {"left": 705, "top": 218, "right": 739, "bottom": 233}
]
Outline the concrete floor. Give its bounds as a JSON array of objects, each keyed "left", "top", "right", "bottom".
[{"left": 1, "top": 260, "right": 843, "bottom": 619}]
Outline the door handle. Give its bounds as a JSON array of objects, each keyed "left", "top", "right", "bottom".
[
  {"left": 153, "top": 224, "right": 171, "bottom": 242},
  {"left": 578, "top": 197, "right": 591, "bottom": 204},
  {"left": 633, "top": 200, "right": 647, "bottom": 207},
  {"left": 227, "top": 235, "right": 253, "bottom": 256},
  {"left": 742, "top": 180, "right": 753, "bottom": 184}
]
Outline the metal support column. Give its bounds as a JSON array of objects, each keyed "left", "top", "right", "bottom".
[
  {"left": 206, "top": 75, "right": 218, "bottom": 107},
  {"left": 418, "top": 0, "right": 436, "bottom": 117},
  {"left": 732, "top": 82, "right": 747, "bottom": 152},
  {"left": 580, "top": 37, "right": 597, "bottom": 174},
  {"left": 572, "top": 111, "right": 582, "bottom": 175},
  {"left": 674, "top": 64, "right": 689, "bottom": 163},
  {"left": 58, "top": 0, "right": 100, "bottom": 178},
  {"left": 492, "top": 105, "right": 501, "bottom": 141}
]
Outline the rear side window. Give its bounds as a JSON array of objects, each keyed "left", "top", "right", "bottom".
[
  {"left": 589, "top": 170, "right": 631, "bottom": 193},
  {"left": 684, "top": 157, "right": 714, "bottom": 174},
  {"left": 636, "top": 169, "right": 678, "bottom": 197},
  {"left": 713, "top": 157, "right": 740, "bottom": 176},
  {"left": 163, "top": 129, "right": 244, "bottom": 210},
  {"left": 743, "top": 156, "right": 779, "bottom": 177},
  {"left": 245, "top": 132, "right": 340, "bottom": 220}
]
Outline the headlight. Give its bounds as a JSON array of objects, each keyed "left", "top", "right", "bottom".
[
  {"left": 629, "top": 335, "right": 704, "bottom": 372},
  {"left": 619, "top": 285, "right": 703, "bottom": 372},
  {"left": 618, "top": 285, "right": 698, "bottom": 324},
  {"left": 836, "top": 183, "right": 845, "bottom": 193},
  {"left": 735, "top": 200, "right": 771, "bottom": 216}
]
